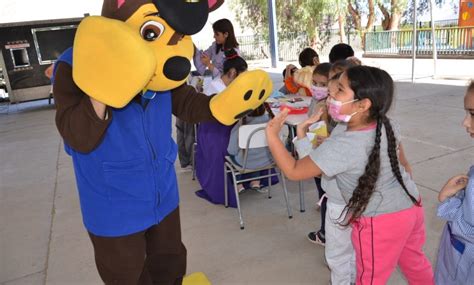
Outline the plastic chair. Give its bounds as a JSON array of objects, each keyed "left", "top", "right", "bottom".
[{"left": 224, "top": 123, "right": 293, "bottom": 229}]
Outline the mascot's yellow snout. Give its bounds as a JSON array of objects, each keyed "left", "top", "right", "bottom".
[{"left": 73, "top": 3, "right": 194, "bottom": 108}]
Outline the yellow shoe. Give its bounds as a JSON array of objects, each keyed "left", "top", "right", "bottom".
[
  {"left": 182, "top": 272, "right": 211, "bottom": 285},
  {"left": 210, "top": 70, "right": 273, "bottom": 126}
]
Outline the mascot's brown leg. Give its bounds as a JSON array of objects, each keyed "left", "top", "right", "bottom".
[
  {"left": 88, "top": 208, "right": 186, "bottom": 285},
  {"left": 141, "top": 208, "right": 187, "bottom": 285}
]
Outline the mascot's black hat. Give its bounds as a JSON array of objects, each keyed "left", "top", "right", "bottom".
[{"left": 101, "top": 0, "right": 224, "bottom": 35}]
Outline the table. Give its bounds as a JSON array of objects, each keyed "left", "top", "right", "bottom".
[{"left": 268, "top": 94, "right": 312, "bottom": 212}]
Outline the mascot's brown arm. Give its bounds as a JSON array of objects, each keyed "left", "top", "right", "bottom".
[
  {"left": 53, "top": 62, "right": 112, "bottom": 153},
  {"left": 171, "top": 84, "right": 217, "bottom": 123}
]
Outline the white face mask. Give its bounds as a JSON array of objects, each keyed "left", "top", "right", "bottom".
[{"left": 327, "top": 97, "right": 358, "bottom": 123}]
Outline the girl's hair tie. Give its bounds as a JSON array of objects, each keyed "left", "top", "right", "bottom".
[{"left": 224, "top": 49, "right": 238, "bottom": 60}]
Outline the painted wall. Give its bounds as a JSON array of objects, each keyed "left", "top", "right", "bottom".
[{"left": 459, "top": 0, "right": 474, "bottom": 26}]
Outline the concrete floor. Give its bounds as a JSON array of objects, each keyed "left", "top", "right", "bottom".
[{"left": 1, "top": 75, "right": 473, "bottom": 284}]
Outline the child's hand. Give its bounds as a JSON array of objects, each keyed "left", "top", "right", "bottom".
[
  {"left": 313, "top": 135, "right": 327, "bottom": 148},
  {"left": 438, "top": 174, "right": 469, "bottom": 202},
  {"left": 285, "top": 65, "right": 297, "bottom": 80},
  {"left": 296, "top": 109, "right": 323, "bottom": 139},
  {"left": 200, "top": 53, "right": 211, "bottom": 66},
  {"left": 266, "top": 109, "right": 289, "bottom": 137}
]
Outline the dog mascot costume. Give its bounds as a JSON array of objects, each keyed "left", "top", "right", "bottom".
[{"left": 52, "top": 0, "right": 272, "bottom": 284}]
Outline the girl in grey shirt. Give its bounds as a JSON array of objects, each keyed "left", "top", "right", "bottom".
[{"left": 265, "top": 66, "right": 434, "bottom": 284}]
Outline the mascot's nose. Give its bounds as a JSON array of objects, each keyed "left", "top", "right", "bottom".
[{"left": 163, "top": 56, "right": 191, "bottom": 81}]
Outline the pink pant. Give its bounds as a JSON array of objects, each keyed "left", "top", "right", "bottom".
[{"left": 352, "top": 205, "right": 434, "bottom": 285}]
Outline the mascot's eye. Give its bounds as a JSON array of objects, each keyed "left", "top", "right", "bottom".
[{"left": 140, "top": 21, "right": 165, "bottom": 42}]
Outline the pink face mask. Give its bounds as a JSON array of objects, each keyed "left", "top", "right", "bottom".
[
  {"left": 310, "top": 86, "right": 328, "bottom": 101},
  {"left": 327, "top": 97, "right": 358, "bottom": 123}
]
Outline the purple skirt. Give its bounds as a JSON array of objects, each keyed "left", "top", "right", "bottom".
[{"left": 195, "top": 122, "right": 278, "bottom": 208}]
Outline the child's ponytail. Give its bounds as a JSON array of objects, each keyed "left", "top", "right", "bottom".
[
  {"left": 343, "top": 116, "right": 383, "bottom": 225},
  {"left": 382, "top": 117, "right": 420, "bottom": 206},
  {"left": 341, "top": 66, "right": 420, "bottom": 225}
]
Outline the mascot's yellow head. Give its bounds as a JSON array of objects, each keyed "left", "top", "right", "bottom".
[{"left": 73, "top": 0, "right": 224, "bottom": 107}]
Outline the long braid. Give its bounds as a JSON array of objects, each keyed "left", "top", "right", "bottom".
[
  {"left": 342, "top": 117, "right": 383, "bottom": 225},
  {"left": 382, "top": 117, "right": 420, "bottom": 205}
]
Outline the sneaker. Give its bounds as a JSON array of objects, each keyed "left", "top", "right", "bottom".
[
  {"left": 177, "top": 165, "right": 193, "bottom": 173},
  {"left": 179, "top": 164, "right": 193, "bottom": 170},
  {"left": 307, "top": 231, "right": 325, "bottom": 246},
  {"left": 237, "top": 185, "right": 246, "bottom": 194},
  {"left": 250, "top": 185, "right": 268, "bottom": 194},
  {"left": 250, "top": 182, "right": 268, "bottom": 194}
]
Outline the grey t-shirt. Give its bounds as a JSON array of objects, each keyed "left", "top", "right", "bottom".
[
  {"left": 294, "top": 123, "right": 347, "bottom": 205},
  {"left": 310, "top": 120, "right": 419, "bottom": 216}
]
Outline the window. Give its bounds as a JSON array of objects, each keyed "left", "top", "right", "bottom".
[
  {"left": 10, "top": 48, "right": 30, "bottom": 68},
  {"left": 31, "top": 25, "right": 77, "bottom": 65}
]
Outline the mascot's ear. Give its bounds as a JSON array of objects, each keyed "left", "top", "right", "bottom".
[
  {"left": 208, "top": 0, "right": 224, "bottom": 12},
  {"left": 101, "top": 0, "right": 150, "bottom": 21}
]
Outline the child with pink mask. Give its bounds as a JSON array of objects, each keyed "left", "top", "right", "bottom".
[
  {"left": 305, "top": 63, "right": 331, "bottom": 247},
  {"left": 267, "top": 66, "right": 433, "bottom": 284}
]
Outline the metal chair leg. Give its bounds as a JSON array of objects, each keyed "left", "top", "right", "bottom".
[
  {"left": 281, "top": 173, "right": 293, "bottom": 219},
  {"left": 231, "top": 171, "right": 245, "bottom": 230},
  {"left": 224, "top": 163, "right": 228, "bottom": 208},
  {"left": 299, "top": 180, "right": 305, "bottom": 212},
  {"left": 191, "top": 143, "right": 196, "bottom": 180},
  {"left": 267, "top": 169, "right": 272, "bottom": 199}
]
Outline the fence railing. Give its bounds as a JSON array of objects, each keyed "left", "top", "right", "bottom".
[
  {"left": 365, "top": 26, "right": 474, "bottom": 57},
  {"left": 194, "top": 32, "right": 362, "bottom": 62}
]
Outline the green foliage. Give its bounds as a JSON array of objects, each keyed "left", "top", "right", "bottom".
[
  {"left": 229, "top": 0, "right": 333, "bottom": 47},
  {"left": 402, "top": 0, "right": 458, "bottom": 23}
]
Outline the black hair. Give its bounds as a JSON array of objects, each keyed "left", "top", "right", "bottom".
[
  {"left": 298, "top": 48, "right": 319, "bottom": 67},
  {"left": 212, "top": 18, "right": 239, "bottom": 52},
  {"left": 342, "top": 66, "right": 420, "bottom": 225},
  {"left": 313, "top": 63, "right": 331, "bottom": 78},
  {"left": 329, "top": 43, "right": 354, "bottom": 63},
  {"left": 328, "top": 71, "right": 343, "bottom": 82},
  {"left": 282, "top": 67, "right": 297, "bottom": 79},
  {"left": 330, "top": 60, "right": 357, "bottom": 76},
  {"left": 223, "top": 49, "right": 247, "bottom": 75},
  {"left": 242, "top": 104, "right": 267, "bottom": 125}
]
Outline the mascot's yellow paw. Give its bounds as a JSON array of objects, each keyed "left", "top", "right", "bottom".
[
  {"left": 183, "top": 272, "right": 211, "bottom": 285},
  {"left": 210, "top": 70, "right": 273, "bottom": 125},
  {"left": 73, "top": 16, "right": 156, "bottom": 108}
]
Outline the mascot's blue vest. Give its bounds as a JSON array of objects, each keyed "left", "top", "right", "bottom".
[{"left": 55, "top": 48, "right": 179, "bottom": 237}]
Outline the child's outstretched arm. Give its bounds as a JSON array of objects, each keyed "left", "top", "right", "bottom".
[{"left": 266, "top": 110, "right": 322, "bottom": 181}]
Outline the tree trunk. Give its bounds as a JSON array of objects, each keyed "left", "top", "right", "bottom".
[
  {"left": 311, "top": 29, "right": 322, "bottom": 52},
  {"left": 389, "top": 11, "right": 401, "bottom": 30},
  {"left": 348, "top": 0, "right": 375, "bottom": 50},
  {"left": 366, "top": 0, "right": 376, "bottom": 32},
  {"left": 347, "top": 0, "right": 361, "bottom": 32},
  {"left": 361, "top": 30, "right": 367, "bottom": 50},
  {"left": 338, "top": 14, "right": 346, "bottom": 43},
  {"left": 378, "top": 3, "right": 391, "bottom": 30}
]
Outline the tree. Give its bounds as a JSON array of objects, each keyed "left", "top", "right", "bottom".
[
  {"left": 402, "top": 0, "right": 457, "bottom": 25},
  {"left": 347, "top": 0, "right": 376, "bottom": 49},
  {"left": 229, "top": 0, "right": 333, "bottom": 52},
  {"left": 377, "top": 0, "right": 408, "bottom": 30},
  {"left": 329, "top": 0, "right": 348, "bottom": 43}
]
